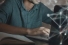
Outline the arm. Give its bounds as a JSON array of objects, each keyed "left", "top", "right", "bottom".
[
  {"left": 0, "top": 23, "right": 49, "bottom": 36},
  {"left": 0, "top": 23, "right": 28, "bottom": 35},
  {"left": 40, "top": 3, "right": 53, "bottom": 24},
  {"left": 0, "top": 0, "right": 28, "bottom": 35}
]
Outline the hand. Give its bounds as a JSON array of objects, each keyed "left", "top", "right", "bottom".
[{"left": 27, "top": 27, "right": 50, "bottom": 36}]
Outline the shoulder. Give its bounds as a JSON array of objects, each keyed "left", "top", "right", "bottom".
[
  {"left": 0, "top": 0, "right": 17, "bottom": 13},
  {"left": 3, "top": 0, "right": 19, "bottom": 4},
  {"left": 0, "top": 0, "right": 20, "bottom": 7},
  {"left": 38, "top": 2, "right": 51, "bottom": 11},
  {"left": 38, "top": 2, "right": 53, "bottom": 14},
  {"left": 39, "top": 2, "right": 52, "bottom": 12},
  {"left": 1, "top": 0, "right": 15, "bottom": 6},
  {"left": 39, "top": 2, "right": 48, "bottom": 9},
  {"left": 4, "top": 0, "right": 14, "bottom": 3}
]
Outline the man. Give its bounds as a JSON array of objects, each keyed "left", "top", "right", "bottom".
[{"left": 0, "top": 0, "right": 53, "bottom": 44}]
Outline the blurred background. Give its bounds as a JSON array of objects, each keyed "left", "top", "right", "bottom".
[
  {"left": 41, "top": 0, "right": 68, "bottom": 10},
  {"left": 0, "top": 0, "right": 68, "bottom": 10}
]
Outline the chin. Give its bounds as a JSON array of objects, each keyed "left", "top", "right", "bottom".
[
  {"left": 33, "top": 0, "right": 40, "bottom": 4},
  {"left": 34, "top": 2, "right": 40, "bottom": 4},
  {"left": 28, "top": 0, "right": 40, "bottom": 4}
]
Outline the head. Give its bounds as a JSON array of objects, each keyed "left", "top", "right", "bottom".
[{"left": 28, "top": 0, "right": 41, "bottom": 4}]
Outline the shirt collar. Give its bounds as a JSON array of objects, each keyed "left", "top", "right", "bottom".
[
  {"left": 16, "top": 0, "right": 39, "bottom": 11},
  {"left": 22, "top": 0, "right": 39, "bottom": 11},
  {"left": 34, "top": 4, "right": 39, "bottom": 10}
]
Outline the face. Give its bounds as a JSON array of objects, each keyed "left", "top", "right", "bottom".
[{"left": 28, "top": 0, "right": 40, "bottom": 4}]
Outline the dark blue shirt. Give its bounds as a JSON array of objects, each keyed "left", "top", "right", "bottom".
[{"left": 0, "top": 0, "right": 53, "bottom": 28}]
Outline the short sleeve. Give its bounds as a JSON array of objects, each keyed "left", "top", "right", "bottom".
[
  {"left": 40, "top": 3, "right": 53, "bottom": 24},
  {"left": 0, "top": 0, "right": 12, "bottom": 23}
]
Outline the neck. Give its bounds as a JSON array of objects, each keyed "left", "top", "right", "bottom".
[{"left": 23, "top": 0, "right": 34, "bottom": 11}]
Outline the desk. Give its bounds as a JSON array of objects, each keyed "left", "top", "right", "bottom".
[
  {"left": 0, "top": 37, "right": 68, "bottom": 45},
  {"left": 0, "top": 37, "right": 48, "bottom": 45}
]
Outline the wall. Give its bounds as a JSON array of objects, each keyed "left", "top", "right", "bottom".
[{"left": 41, "top": 0, "right": 67, "bottom": 10}]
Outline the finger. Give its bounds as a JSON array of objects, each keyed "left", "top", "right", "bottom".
[
  {"left": 42, "top": 30, "right": 49, "bottom": 36},
  {"left": 39, "top": 27, "right": 45, "bottom": 30},
  {"left": 43, "top": 30, "right": 49, "bottom": 34}
]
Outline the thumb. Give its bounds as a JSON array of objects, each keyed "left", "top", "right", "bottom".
[{"left": 39, "top": 27, "right": 45, "bottom": 30}]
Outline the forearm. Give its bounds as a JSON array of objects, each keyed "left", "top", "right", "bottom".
[{"left": 0, "top": 23, "right": 28, "bottom": 35}]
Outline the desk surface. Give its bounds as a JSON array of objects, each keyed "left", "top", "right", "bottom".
[{"left": 0, "top": 38, "right": 68, "bottom": 45}]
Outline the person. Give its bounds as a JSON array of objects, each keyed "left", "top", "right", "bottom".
[{"left": 0, "top": 0, "right": 53, "bottom": 44}]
